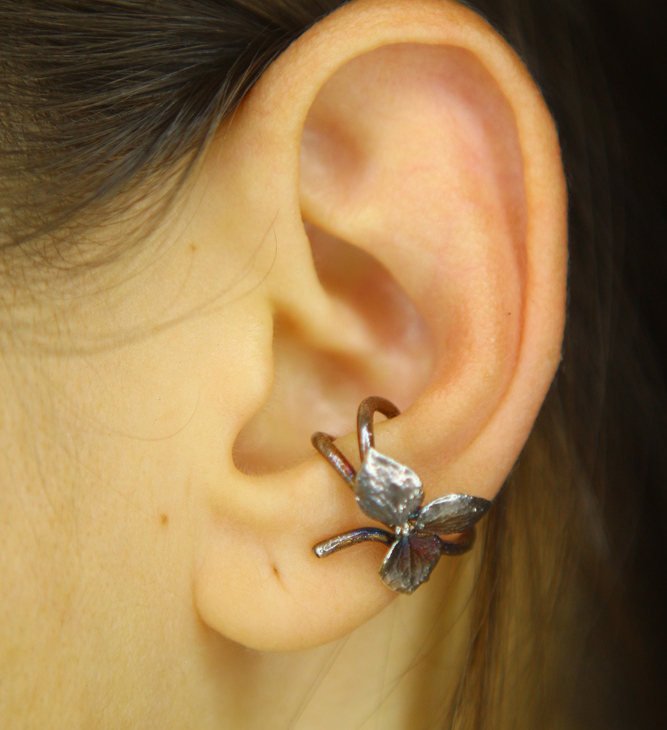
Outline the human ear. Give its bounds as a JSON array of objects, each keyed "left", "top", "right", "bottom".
[{"left": 192, "top": 0, "right": 567, "bottom": 651}]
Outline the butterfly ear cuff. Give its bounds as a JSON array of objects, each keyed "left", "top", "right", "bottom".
[{"left": 312, "top": 396, "right": 493, "bottom": 594}]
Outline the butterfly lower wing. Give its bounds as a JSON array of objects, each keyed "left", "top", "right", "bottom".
[{"left": 379, "top": 531, "right": 443, "bottom": 594}]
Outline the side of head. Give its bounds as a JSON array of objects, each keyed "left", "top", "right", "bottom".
[{"left": 1, "top": 1, "right": 575, "bottom": 728}]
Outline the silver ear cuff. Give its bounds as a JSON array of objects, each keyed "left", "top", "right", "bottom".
[{"left": 311, "top": 396, "right": 492, "bottom": 594}]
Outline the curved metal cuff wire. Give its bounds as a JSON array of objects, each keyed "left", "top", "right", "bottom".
[{"left": 311, "top": 396, "right": 493, "bottom": 594}]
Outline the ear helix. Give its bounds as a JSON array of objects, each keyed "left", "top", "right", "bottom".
[{"left": 312, "top": 396, "right": 492, "bottom": 594}]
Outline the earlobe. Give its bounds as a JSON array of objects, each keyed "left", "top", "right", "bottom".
[{"left": 192, "top": 0, "right": 566, "bottom": 651}]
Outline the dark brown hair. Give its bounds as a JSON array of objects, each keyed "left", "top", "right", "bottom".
[
  {"left": 1, "top": 0, "right": 665, "bottom": 727},
  {"left": 0, "top": 0, "right": 344, "bottom": 255}
]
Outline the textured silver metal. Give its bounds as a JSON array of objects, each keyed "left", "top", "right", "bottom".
[
  {"left": 311, "top": 396, "right": 493, "bottom": 594},
  {"left": 354, "top": 447, "right": 423, "bottom": 526},
  {"left": 379, "top": 532, "right": 444, "bottom": 594},
  {"left": 313, "top": 527, "right": 394, "bottom": 558},
  {"left": 416, "top": 494, "right": 492, "bottom": 534}
]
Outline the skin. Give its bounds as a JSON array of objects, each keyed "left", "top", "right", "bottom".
[{"left": 0, "top": 1, "right": 567, "bottom": 728}]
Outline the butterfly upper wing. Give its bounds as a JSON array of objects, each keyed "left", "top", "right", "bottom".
[
  {"left": 354, "top": 447, "right": 423, "bottom": 527},
  {"left": 416, "top": 494, "right": 492, "bottom": 534}
]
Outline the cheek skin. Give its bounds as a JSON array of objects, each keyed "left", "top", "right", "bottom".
[{"left": 0, "top": 219, "right": 283, "bottom": 726}]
